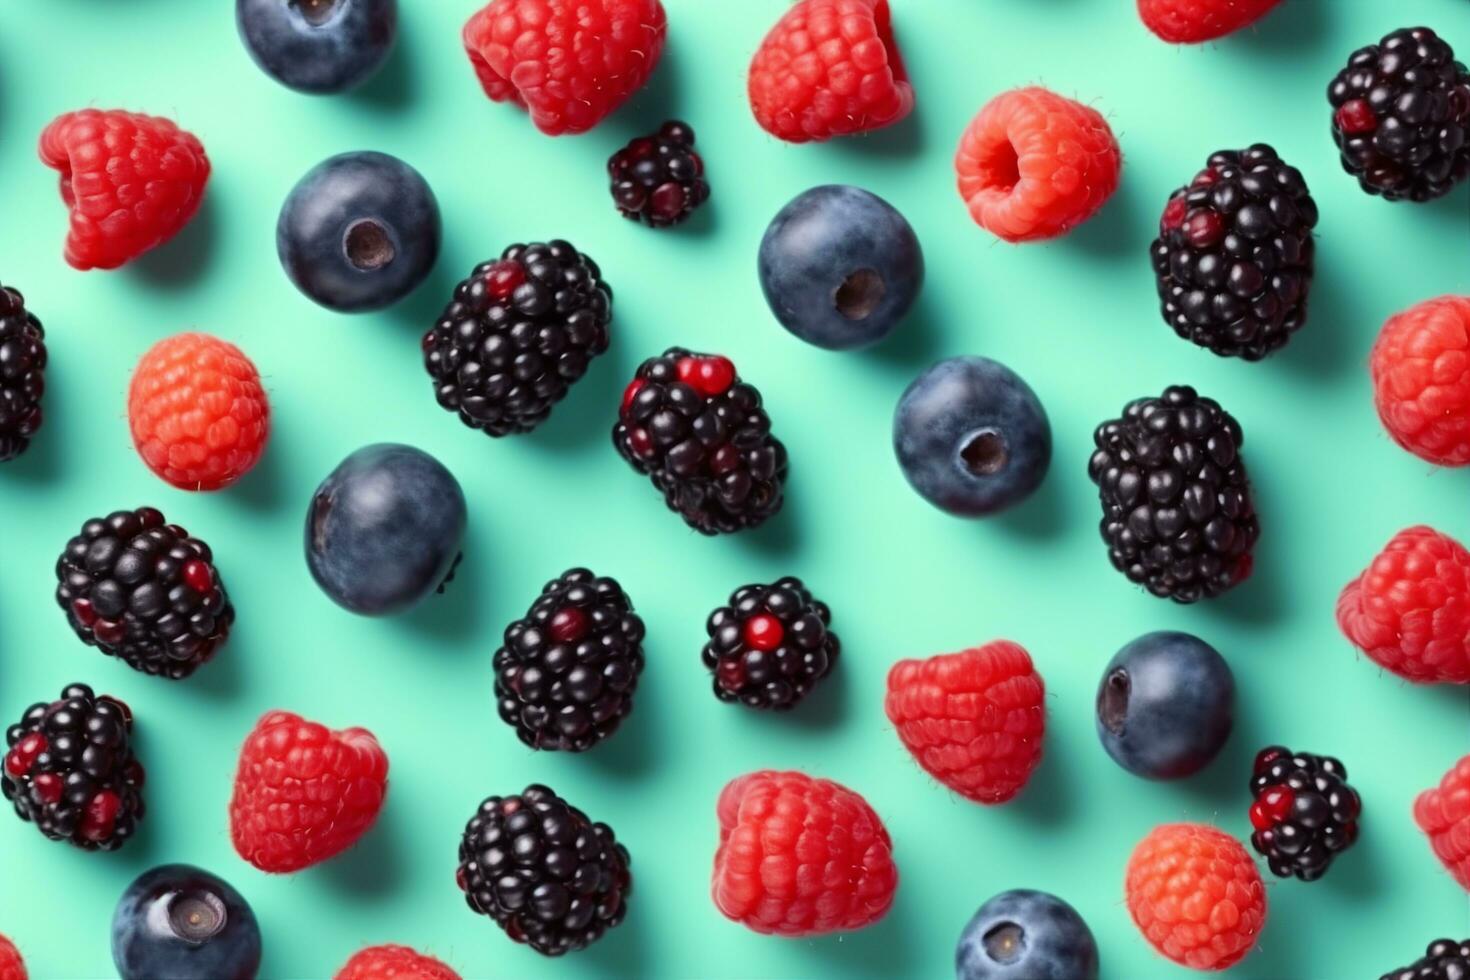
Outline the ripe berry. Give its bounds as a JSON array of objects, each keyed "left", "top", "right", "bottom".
[
  {"left": 334, "top": 945, "right": 461, "bottom": 980},
  {"left": 1380, "top": 939, "right": 1470, "bottom": 980},
  {"left": 237, "top": 0, "right": 397, "bottom": 94},
  {"left": 111, "top": 864, "right": 261, "bottom": 980},
  {"left": 1248, "top": 747, "right": 1362, "bottom": 881},
  {"left": 1370, "top": 296, "right": 1470, "bottom": 466},
  {"left": 702, "top": 577, "right": 839, "bottom": 710},
  {"left": 608, "top": 122, "right": 709, "bottom": 227},
  {"left": 1137, "top": 0, "right": 1282, "bottom": 43},
  {"left": 0, "top": 935, "right": 24, "bottom": 980},
  {"left": 956, "top": 890, "right": 1099, "bottom": 980},
  {"left": 0, "top": 283, "right": 45, "bottom": 463},
  {"left": 1414, "top": 753, "right": 1470, "bottom": 892}
]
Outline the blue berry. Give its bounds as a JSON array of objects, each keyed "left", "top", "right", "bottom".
[
  {"left": 237, "top": 0, "right": 397, "bottom": 94},
  {"left": 277, "top": 151, "right": 440, "bottom": 312},
  {"left": 1095, "top": 631, "right": 1235, "bottom": 780},
  {"left": 956, "top": 889, "right": 1099, "bottom": 980},
  {"left": 757, "top": 185, "right": 923, "bottom": 351},
  {"left": 111, "top": 864, "right": 261, "bottom": 980},
  {"left": 893, "top": 356, "right": 1051, "bottom": 516}
]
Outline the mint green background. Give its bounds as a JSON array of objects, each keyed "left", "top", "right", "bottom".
[{"left": 0, "top": 1, "right": 1467, "bottom": 978}]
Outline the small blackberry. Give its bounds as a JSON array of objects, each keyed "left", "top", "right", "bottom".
[
  {"left": 1088, "top": 386, "right": 1259, "bottom": 603},
  {"left": 1151, "top": 145, "right": 1318, "bottom": 360},
  {"left": 1381, "top": 939, "right": 1470, "bottom": 980},
  {"left": 0, "top": 282, "right": 46, "bottom": 462},
  {"left": 55, "top": 507, "right": 234, "bottom": 680},
  {"left": 613, "top": 348, "right": 788, "bottom": 535},
  {"left": 609, "top": 120, "right": 709, "bottom": 227},
  {"left": 1248, "top": 746, "right": 1362, "bottom": 881},
  {"left": 456, "top": 785, "right": 631, "bottom": 956},
  {"left": 2, "top": 683, "right": 145, "bottom": 850},
  {"left": 422, "top": 241, "right": 612, "bottom": 437},
  {"left": 494, "top": 569, "right": 646, "bottom": 752},
  {"left": 1328, "top": 27, "right": 1470, "bottom": 202},
  {"left": 701, "top": 577, "right": 839, "bottom": 710}
]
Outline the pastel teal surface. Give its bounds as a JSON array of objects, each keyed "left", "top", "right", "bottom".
[{"left": 1, "top": 1, "right": 1467, "bottom": 978}]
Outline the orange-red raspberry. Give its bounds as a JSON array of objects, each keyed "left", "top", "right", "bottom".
[
  {"left": 334, "top": 944, "right": 461, "bottom": 980},
  {"left": 128, "top": 333, "right": 270, "bottom": 492},
  {"left": 1414, "top": 753, "right": 1470, "bottom": 892},
  {"left": 229, "top": 710, "right": 388, "bottom": 874},
  {"left": 1371, "top": 296, "right": 1470, "bottom": 466},
  {"left": 0, "top": 934, "right": 25, "bottom": 980},
  {"left": 1137, "top": 0, "right": 1282, "bottom": 43},
  {"left": 884, "top": 640, "right": 1046, "bottom": 804},
  {"left": 1337, "top": 526, "right": 1470, "bottom": 685},
  {"left": 747, "top": 0, "right": 914, "bottom": 143},
  {"left": 955, "top": 87, "right": 1121, "bottom": 243},
  {"left": 711, "top": 770, "right": 897, "bottom": 936},
  {"left": 38, "top": 109, "right": 209, "bottom": 271}
]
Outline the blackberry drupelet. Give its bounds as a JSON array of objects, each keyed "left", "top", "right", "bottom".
[
  {"left": 423, "top": 241, "right": 612, "bottom": 437},
  {"left": 456, "top": 784, "right": 631, "bottom": 956},
  {"left": 1381, "top": 939, "right": 1470, "bottom": 980},
  {"left": 1249, "top": 746, "right": 1362, "bottom": 881},
  {"left": 613, "top": 348, "right": 788, "bottom": 535},
  {"left": 0, "top": 282, "right": 46, "bottom": 462},
  {"left": 1088, "top": 386, "right": 1259, "bottom": 603},
  {"left": 608, "top": 121, "right": 709, "bottom": 227},
  {"left": 1328, "top": 27, "right": 1470, "bottom": 202},
  {"left": 55, "top": 507, "right": 234, "bottom": 680},
  {"left": 1151, "top": 145, "right": 1318, "bottom": 360},
  {"left": 701, "top": 577, "right": 839, "bottom": 710},
  {"left": 2, "top": 683, "right": 144, "bottom": 850},
  {"left": 494, "top": 569, "right": 646, "bottom": 752}
]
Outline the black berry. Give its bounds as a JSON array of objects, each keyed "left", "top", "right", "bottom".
[
  {"left": 1380, "top": 938, "right": 1470, "bottom": 980},
  {"left": 1249, "top": 746, "right": 1362, "bottom": 881},
  {"left": 702, "top": 577, "right": 839, "bottom": 710},
  {"left": 0, "top": 282, "right": 46, "bottom": 462},
  {"left": 608, "top": 120, "right": 709, "bottom": 227}
]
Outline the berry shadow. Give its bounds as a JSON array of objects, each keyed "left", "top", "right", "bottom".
[
  {"left": 525, "top": 340, "right": 627, "bottom": 453},
  {"left": 5, "top": 370, "right": 65, "bottom": 484},
  {"left": 316, "top": 803, "right": 408, "bottom": 898},
  {"left": 1321, "top": 813, "right": 1384, "bottom": 902},
  {"left": 130, "top": 194, "right": 218, "bottom": 288},
  {"left": 346, "top": 18, "right": 415, "bottom": 114},
  {"left": 732, "top": 496, "right": 803, "bottom": 558},
  {"left": 1233, "top": 877, "right": 1311, "bottom": 980},
  {"left": 863, "top": 288, "right": 946, "bottom": 372},
  {"left": 823, "top": 110, "right": 925, "bottom": 161},
  {"left": 986, "top": 462, "right": 1069, "bottom": 542},
  {"left": 789, "top": 889, "right": 922, "bottom": 980},
  {"left": 1066, "top": 173, "right": 1152, "bottom": 264},
  {"left": 188, "top": 631, "right": 247, "bottom": 701},
  {"left": 579, "top": 890, "right": 650, "bottom": 978},
  {"left": 1169, "top": 660, "right": 1261, "bottom": 816},
  {"left": 228, "top": 427, "right": 289, "bottom": 512},
  {"left": 582, "top": 679, "right": 663, "bottom": 779},
  {"left": 759, "top": 653, "right": 849, "bottom": 731},
  {"left": 391, "top": 544, "right": 486, "bottom": 645},
  {"left": 1006, "top": 708, "right": 1073, "bottom": 827},
  {"left": 1418, "top": 182, "right": 1470, "bottom": 237},
  {"left": 1232, "top": 0, "right": 1332, "bottom": 57},
  {"left": 1273, "top": 233, "right": 1370, "bottom": 382},
  {"left": 1194, "top": 502, "right": 1289, "bottom": 629},
  {"left": 606, "top": 39, "right": 684, "bottom": 140}
]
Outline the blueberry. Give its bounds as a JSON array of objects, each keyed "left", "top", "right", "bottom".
[
  {"left": 111, "top": 864, "right": 261, "bottom": 980},
  {"left": 277, "top": 151, "right": 440, "bottom": 312},
  {"left": 237, "top": 0, "right": 397, "bottom": 94},
  {"left": 758, "top": 185, "right": 923, "bottom": 350},
  {"left": 893, "top": 356, "right": 1051, "bottom": 516},
  {"left": 956, "top": 889, "right": 1099, "bottom": 980},
  {"left": 1095, "top": 631, "right": 1235, "bottom": 780},
  {"left": 305, "top": 443, "right": 466, "bottom": 615}
]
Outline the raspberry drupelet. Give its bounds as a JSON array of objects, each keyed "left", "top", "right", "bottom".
[
  {"left": 334, "top": 945, "right": 462, "bottom": 980},
  {"left": 1137, "top": 0, "right": 1282, "bottom": 44},
  {"left": 1414, "top": 753, "right": 1470, "bottom": 892},
  {"left": 1370, "top": 296, "right": 1470, "bottom": 466}
]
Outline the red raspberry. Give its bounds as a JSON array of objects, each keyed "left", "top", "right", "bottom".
[
  {"left": 711, "top": 770, "right": 898, "bottom": 936},
  {"left": 38, "top": 109, "right": 209, "bottom": 271},
  {"left": 1414, "top": 753, "right": 1470, "bottom": 892},
  {"left": 1125, "top": 823, "right": 1266, "bottom": 971},
  {"left": 128, "top": 333, "right": 270, "bottom": 492},
  {"left": 0, "top": 934, "right": 25, "bottom": 980},
  {"left": 747, "top": 0, "right": 914, "bottom": 143},
  {"left": 1370, "top": 296, "right": 1470, "bottom": 466},
  {"left": 462, "top": 0, "right": 666, "bottom": 136},
  {"left": 1337, "top": 526, "right": 1470, "bottom": 685},
  {"left": 229, "top": 710, "right": 388, "bottom": 873},
  {"left": 334, "top": 944, "right": 461, "bottom": 980},
  {"left": 1137, "top": 0, "right": 1282, "bottom": 43},
  {"left": 955, "top": 87, "right": 1121, "bottom": 243},
  {"left": 884, "top": 640, "right": 1046, "bottom": 804}
]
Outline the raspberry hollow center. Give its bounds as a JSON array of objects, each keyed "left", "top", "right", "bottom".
[
  {"left": 344, "top": 220, "right": 395, "bottom": 272},
  {"left": 834, "top": 269, "right": 885, "bottom": 320},
  {"left": 960, "top": 430, "right": 1008, "bottom": 476},
  {"left": 981, "top": 139, "right": 1022, "bottom": 194},
  {"left": 292, "top": 0, "right": 341, "bottom": 27},
  {"left": 983, "top": 922, "right": 1026, "bottom": 964}
]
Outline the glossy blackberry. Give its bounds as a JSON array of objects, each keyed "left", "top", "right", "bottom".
[
  {"left": 494, "top": 569, "right": 646, "bottom": 752},
  {"left": 2, "top": 683, "right": 144, "bottom": 851},
  {"left": 1088, "top": 386, "right": 1259, "bottom": 603},
  {"left": 0, "top": 282, "right": 46, "bottom": 462},
  {"left": 456, "top": 784, "right": 631, "bottom": 956},
  {"left": 613, "top": 348, "right": 788, "bottom": 535},
  {"left": 1151, "top": 145, "right": 1318, "bottom": 360},
  {"left": 608, "top": 120, "right": 709, "bottom": 227},
  {"left": 1328, "top": 27, "right": 1470, "bottom": 202},
  {"left": 1380, "top": 939, "right": 1470, "bottom": 980},
  {"left": 701, "top": 577, "right": 839, "bottom": 710},
  {"left": 1248, "top": 746, "right": 1362, "bottom": 882},
  {"left": 55, "top": 508, "right": 234, "bottom": 680},
  {"left": 423, "top": 241, "right": 611, "bottom": 437}
]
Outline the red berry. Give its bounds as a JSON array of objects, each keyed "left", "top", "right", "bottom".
[
  {"left": 334, "top": 944, "right": 461, "bottom": 980},
  {"left": 1414, "top": 753, "right": 1470, "bottom": 892},
  {"left": 1137, "top": 0, "right": 1282, "bottom": 43},
  {"left": 182, "top": 559, "right": 214, "bottom": 594},
  {"left": 1183, "top": 208, "right": 1225, "bottom": 248},
  {"left": 0, "top": 934, "right": 26, "bottom": 980},
  {"left": 741, "top": 613, "right": 784, "bottom": 651},
  {"left": 1370, "top": 296, "right": 1470, "bottom": 466},
  {"left": 4, "top": 733, "right": 46, "bottom": 778},
  {"left": 484, "top": 260, "right": 524, "bottom": 300},
  {"left": 675, "top": 355, "right": 735, "bottom": 397},
  {"left": 550, "top": 607, "right": 589, "bottom": 644},
  {"left": 1160, "top": 196, "right": 1188, "bottom": 232},
  {"left": 1250, "top": 785, "right": 1294, "bottom": 828},
  {"left": 80, "top": 790, "right": 122, "bottom": 842},
  {"left": 620, "top": 378, "right": 645, "bottom": 417},
  {"left": 31, "top": 773, "right": 61, "bottom": 805},
  {"left": 1335, "top": 99, "right": 1378, "bottom": 135}
]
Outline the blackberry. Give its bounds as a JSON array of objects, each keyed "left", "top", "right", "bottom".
[
  {"left": 613, "top": 348, "right": 788, "bottom": 535},
  {"left": 1381, "top": 939, "right": 1470, "bottom": 980},
  {"left": 55, "top": 507, "right": 234, "bottom": 680},
  {"left": 1328, "top": 27, "right": 1470, "bottom": 202},
  {"left": 1248, "top": 746, "right": 1362, "bottom": 882},
  {"left": 493, "top": 569, "right": 646, "bottom": 752},
  {"left": 1150, "top": 145, "right": 1318, "bottom": 360},
  {"left": 0, "top": 282, "right": 46, "bottom": 462},
  {"left": 701, "top": 576, "right": 839, "bottom": 710},
  {"left": 456, "top": 784, "right": 631, "bottom": 956},
  {"left": 608, "top": 120, "right": 709, "bottom": 227},
  {"left": 422, "top": 241, "right": 611, "bottom": 437},
  {"left": 2, "top": 683, "right": 145, "bottom": 850},
  {"left": 1088, "top": 386, "right": 1259, "bottom": 603}
]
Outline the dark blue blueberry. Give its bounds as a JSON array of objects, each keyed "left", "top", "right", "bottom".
[
  {"left": 237, "top": 0, "right": 397, "bottom": 94},
  {"left": 1096, "top": 631, "right": 1235, "bottom": 780},
  {"left": 277, "top": 151, "right": 440, "bottom": 312},
  {"left": 305, "top": 443, "right": 466, "bottom": 616},
  {"left": 758, "top": 185, "right": 923, "bottom": 350},
  {"left": 893, "top": 356, "right": 1051, "bottom": 517},
  {"left": 956, "top": 889, "right": 1099, "bottom": 980},
  {"left": 111, "top": 864, "right": 261, "bottom": 980}
]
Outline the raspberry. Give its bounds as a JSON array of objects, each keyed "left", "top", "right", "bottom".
[
  {"left": 229, "top": 711, "right": 388, "bottom": 873},
  {"left": 1370, "top": 296, "right": 1470, "bottom": 466},
  {"left": 0, "top": 934, "right": 25, "bottom": 980},
  {"left": 1137, "top": 0, "right": 1282, "bottom": 43},
  {"left": 38, "top": 109, "right": 210, "bottom": 270},
  {"left": 747, "top": 0, "right": 914, "bottom": 143},
  {"left": 955, "top": 87, "right": 1121, "bottom": 243},
  {"left": 335, "top": 945, "right": 461, "bottom": 980},
  {"left": 128, "top": 333, "right": 270, "bottom": 492},
  {"left": 884, "top": 640, "right": 1045, "bottom": 804},
  {"left": 1414, "top": 753, "right": 1470, "bottom": 892},
  {"left": 1125, "top": 823, "right": 1266, "bottom": 971},
  {"left": 1337, "top": 526, "right": 1470, "bottom": 685},
  {"left": 711, "top": 770, "right": 898, "bottom": 936},
  {"left": 461, "top": 0, "right": 666, "bottom": 136}
]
